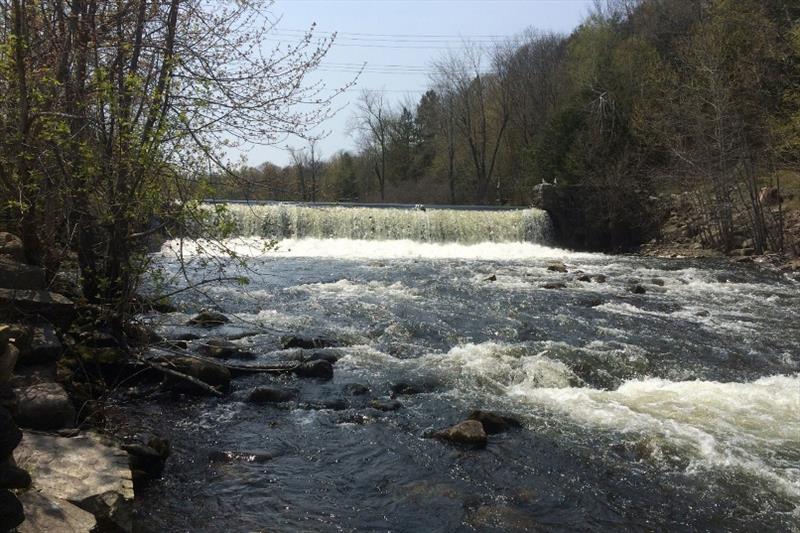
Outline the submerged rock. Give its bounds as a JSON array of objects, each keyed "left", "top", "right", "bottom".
[
  {"left": 186, "top": 310, "right": 230, "bottom": 327},
  {"left": 434, "top": 420, "right": 487, "bottom": 447},
  {"left": 292, "top": 359, "right": 333, "bottom": 380},
  {"left": 484, "top": 274, "right": 497, "bottom": 282},
  {"left": 15, "top": 382, "right": 75, "bottom": 431},
  {"left": 592, "top": 274, "right": 607, "bottom": 283},
  {"left": 546, "top": 261, "right": 568, "bottom": 273},
  {"left": 468, "top": 410, "right": 522, "bottom": 434},
  {"left": 576, "top": 274, "right": 593, "bottom": 282},
  {"left": 390, "top": 380, "right": 438, "bottom": 396},
  {"left": 629, "top": 284, "right": 647, "bottom": 294},
  {"left": 369, "top": 398, "right": 402, "bottom": 412},
  {"left": 248, "top": 386, "right": 297, "bottom": 404},
  {"left": 540, "top": 282, "right": 566, "bottom": 290},
  {"left": 282, "top": 336, "right": 339, "bottom": 350},
  {"left": 344, "top": 383, "right": 370, "bottom": 396}
]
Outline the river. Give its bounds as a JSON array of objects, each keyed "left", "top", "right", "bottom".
[{"left": 114, "top": 204, "right": 800, "bottom": 532}]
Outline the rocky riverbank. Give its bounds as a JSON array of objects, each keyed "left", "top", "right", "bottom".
[
  {"left": 0, "top": 232, "right": 159, "bottom": 532},
  {"left": 638, "top": 191, "right": 800, "bottom": 280}
]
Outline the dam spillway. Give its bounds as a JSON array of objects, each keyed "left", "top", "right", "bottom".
[{"left": 214, "top": 203, "right": 554, "bottom": 245}]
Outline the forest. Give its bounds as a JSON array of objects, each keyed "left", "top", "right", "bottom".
[{"left": 215, "top": 0, "right": 800, "bottom": 254}]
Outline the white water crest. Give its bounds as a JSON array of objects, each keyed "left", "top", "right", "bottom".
[
  {"left": 161, "top": 236, "right": 589, "bottom": 261},
  {"left": 342, "top": 342, "right": 800, "bottom": 506},
  {"left": 513, "top": 374, "right": 800, "bottom": 503},
  {"left": 217, "top": 203, "right": 554, "bottom": 244}
]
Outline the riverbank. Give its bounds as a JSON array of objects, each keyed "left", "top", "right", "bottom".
[
  {"left": 637, "top": 190, "right": 800, "bottom": 280},
  {"left": 0, "top": 232, "right": 171, "bottom": 532}
]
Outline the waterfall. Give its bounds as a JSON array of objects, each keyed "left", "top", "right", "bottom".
[{"left": 216, "top": 203, "right": 554, "bottom": 244}]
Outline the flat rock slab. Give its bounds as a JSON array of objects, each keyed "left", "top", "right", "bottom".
[
  {"left": 17, "top": 490, "right": 96, "bottom": 533},
  {"left": 14, "top": 432, "right": 134, "bottom": 505},
  {"left": 0, "top": 289, "right": 73, "bottom": 323},
  {"left": 0, "top": 257, "right": 45, "bottom": 290}
]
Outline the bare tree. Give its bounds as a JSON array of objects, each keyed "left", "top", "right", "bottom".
[
  {"left": 433, "top": 44, "right": 512, "bottom": 204},
  {"left": 350, "top": 90, "right": 393, "bottom": 201}
]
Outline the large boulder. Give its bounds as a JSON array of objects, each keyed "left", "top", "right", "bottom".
[
  {"left": 15, "top": 432, "right": 134, "bottom": 532},
  {"left": 0, "top": 233, "right": 25, "bottom": 263},
  {"left": 434, "top": 420, "right": 487, "bottom": 447},
  {"left": 0, "top": 289, "right": 74, "bottom": 324},
  {"left": 0, "top": 256, "right": 45, "bottom": 290},
  {"left": 14, "top": 382, "right": 75, "bottom": 430},
  {"left": 17, "top": 490, "right": 97, "bottom": 533},
  {"left": 168, "top": 356, "right": 231, "bottom": 394}
]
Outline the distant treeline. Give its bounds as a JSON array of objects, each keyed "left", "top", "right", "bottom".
[{"left": 217, "top": 0, "right": 799, "bottom": 251}]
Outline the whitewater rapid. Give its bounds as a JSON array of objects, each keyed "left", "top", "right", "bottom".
[{"left": 142, "top": 230, "right": 800, "bottom": 531}]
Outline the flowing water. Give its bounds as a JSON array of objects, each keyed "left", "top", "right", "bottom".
[{"left": 118, "top": 204, "right": 800, "bottom": 532}]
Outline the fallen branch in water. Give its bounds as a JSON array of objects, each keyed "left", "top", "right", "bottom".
[
  {"left": 133, "top": 354, "right": 225, "bottom": 397},
  {"left": 146, "top": 343, "right": 301, "bottom": 377}
]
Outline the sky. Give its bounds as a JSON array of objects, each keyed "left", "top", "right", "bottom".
[{"left": 242, "top": 0, "right": 595, "bottom": 167}]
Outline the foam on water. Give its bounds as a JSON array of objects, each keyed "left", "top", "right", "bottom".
[
  {"left": 341, "top": 341, "right": 800, "bottom": 507},
  {"left": 161, "top": 236, "right": 590, "bottom": 261}
]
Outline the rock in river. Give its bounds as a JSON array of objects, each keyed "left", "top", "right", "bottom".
[
  {"left": 468, "top": 410, "right": 522, "bottom": 434},
  {"left": 248, "top": 386, "right": 297, "bottom": 404},
  {"left": 546, "top": 261, "right": 568, "bottom": 273},
  {"left": 292, "top": 359, "right": 334, "bottom": 380},
  {"left": 369, "top": 398, "right": 403, "bottom": 412},
  {"left": 434, "top": 420, "right": 487, "bottom": 447},
  {"left": 282, "top": 336, "right": 339, "bottom": 350},
  {"left": 14, "top": 382, "right": 75, "bottom": 431},
  {"left": 186, "top": 310, "right": 230, "bottom": 327},
  {"left": 196, "top": 337, "right": 255, "bottom": 360}
]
